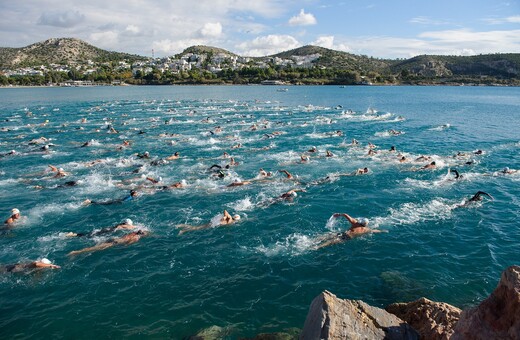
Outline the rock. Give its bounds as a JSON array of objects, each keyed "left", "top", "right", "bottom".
[
  {"left": 300, "top": 290, "right": 419, "bottom": 339},
  {"left": 386, "top": 297, "right": 461, "bottom": 340},
  {"left": 242, "top": 328, "right": 300, "bottom": 340},
  {"left": 452, "top": 265, "right": 520, "bottom": 340}
]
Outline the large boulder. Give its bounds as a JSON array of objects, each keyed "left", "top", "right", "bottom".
[
  {"left": 386, "top": 297, "right": 461, "bottom": 340},
  {"left": 452, "top": 265, "right": 520, "bottom": 340},
  {"left": 300, "top": 290, "right": 419, "bottom": 339}
]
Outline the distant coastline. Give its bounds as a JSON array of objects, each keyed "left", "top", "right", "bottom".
[{"left": 1, "top": 38, "right": 519, "bottom": 87}]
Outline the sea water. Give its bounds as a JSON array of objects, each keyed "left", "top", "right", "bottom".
[{"left": 0, "top": 85, "right": 519, "bottom": 338}]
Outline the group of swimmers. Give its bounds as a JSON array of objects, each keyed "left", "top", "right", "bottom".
[{"left": 1, "top": 102, "right": 516, "bottom": 274}]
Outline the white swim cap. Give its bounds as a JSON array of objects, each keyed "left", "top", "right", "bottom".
[
  {"left": 10, "top": 150, "right": 16, "bottom": 153},
  {"left": 291, "top": 191, "right": 298, "bottom": 197},
  {"left": 357, "top": 218, "right": 369, "bottom": 226},
  {"left": 41, "top": 258, "right": 51, "bottom": 264},
  {"left": 504, "top": 167, "right": 510, "bottom": 172},
  {"left": 124, "top": 218, "right": 133, "bottom": 225},
  {"left": 12, "top": 208, "right": 20, "bottom": 215},
  {"left": 233, "top": 215, "right": 240, "bottom": 221},
  {"left": 59, "top": 168, "right": 64, "bottom": 171}
]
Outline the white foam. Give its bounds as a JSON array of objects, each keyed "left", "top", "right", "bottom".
[
  {"left": 255, "top": 233, "right": 314, "bottom": 257},
  {"left": 229, "top": 197, "right": 254, "bottom": 211},
  {"left": 325, "top": 215, "right": 340, "bottom": 231},
  {"left": 382, "top": 199, "right": 455, "bottom": 227}
]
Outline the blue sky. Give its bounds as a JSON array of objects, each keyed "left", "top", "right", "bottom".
[{"left": 0, "top": 0, "right": 519, "bottom": 58}]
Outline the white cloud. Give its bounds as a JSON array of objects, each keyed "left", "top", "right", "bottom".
[
  {"left": 409, "top": 16, "right": 450, "bottom": 25},
  {"left": 484, "top": 15, "right": 520, "bottom": 24},
  {"left": 125, "top": 25, "right": 140, "bottom": 34},
  {"left": 313, "top": 36, "right": 334, "bottom": 48},
  {"left": 341, "top": 29, "right": 520, "bottom": 58},
  {"left": 237, "top": 34, "right": 300, "bottom": 56},
  {"left": 312, "top": 36, "right": 350, "bottom": 52},
  {"left": 89, "top": 31, "right": 118, "bottom": 49},
  {"left": 288, "top": 9, "right": 317, "bottom": 26},
  {"left": 199, "top": 22, "right": 223, "bottom": 38},
  {"left": 152, "top": 38, "right": 206, "bottom": 54},
  {"left": 37, "top": 10, "right": 85, "bottom": 28}
]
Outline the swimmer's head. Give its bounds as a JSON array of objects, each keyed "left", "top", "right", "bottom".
[
  {"left": 291, "top": 191, "right": 298, "bottom": 197},
  {"left": 58, "top": 168, "right": 64, "bottom": 172},
  {"left": 357, "top": 218, "right": 369, "bottom": 227},
  {"left": 40, "top": 258, "right": 52, "bottom": 265},
  {"left": 130, "top": 190, "right": 138, "bottom": 196},
  {"left": 233, "top": 214, "right": 240, "bottom": 221},
  {"left": 10, "top": 150, "right": 16, "bottom": 154},
  {"left": 124, "top": 218, "right": 133, "bottom": 225},
  {"left": 503, "top": 167, "right": 510, "bottom": 172},
  {"left": 11, "top": 208, "right": 20, "bottom": 215}
]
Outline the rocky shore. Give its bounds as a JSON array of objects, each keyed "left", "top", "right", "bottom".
[
  {"left": 190, "top": 265, "right": 520, "bottom": 339},
  {"left": 299, "top": 265, "right": 519, "bottom": 340}
]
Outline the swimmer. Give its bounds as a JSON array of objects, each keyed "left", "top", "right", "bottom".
[
  {"left": 4, "top": 208, "right": 21, "bottom": 225},
  {"left": 450, "top": 169, "right": 463, "bottom": 180},
  {"left": 308, "top": 146, "right": 317, "bottom": 153},
  {"left": 456, "top": 191, "right": 494, "bottom": 208},
  {"left": 137, "top": 151, "right": 150, "bottom": 159},
  {"left": 367, "top": 149, "right": 377, "bottom": 156},
  {"left": 278, "top": 170, "right": 294, "bottom": 179},
  {"left": 389, "top": 146, "right": 396, "bottom": 152},
  {"left": 415, "top": 161, "right": 436, "bottom": 171},
  {"left": 279, "top": 189, "right": 305, "bottom": 200},
  {"left": 258, "top": 168, "right": 272, "bottom": 177},
  {"left": 300, "top": 155, "right": 310, "bottom": 163},
  {"left": 65, "top": 219, "right": 136, "bottom": 238},
  {"left": 338, "top": 168, "right": 369, "bottom": 176},
  {"left": 315, "top": 213, "right": 386, "bottom": 249},
  {"left": 83, "top": 190, "right": 138, "bottom": 206},
  {"left": 468, "top": 191, "right": 494, "bottom": 202},
  {"left": 146, "top": 176, "right": 162, "bottom": 184},
  {"left": 326, "top": 150, "right": 334, "bottom": 157},
  {"left": 165, "top": 152, "right": 180, "bottom": 160},
  {"left": 350, "top": 139, "right": 359, "bottom": 146},
  {"left": 177, "top": 210, "right": 240, "bottom": 235},
  {"left": 209, "top": 164, "right": 230, "bottom": 171},
  {"left": 399, "top": 156, "right": 408, "bottom": 163},
  {"left": 53, "top": 167, "right": 69, "bottom": 178},
  {"left": 227, "top": 180, "right": 252, "bottom": 187},
  {"left": 501, "top": 167, "right": 517, "bottom": 175},
  {"left": 229, "top": 157, "right": 239, "bottom": 166},
  {"left": 81, "top": 140, "right": 93, "bottom": 147},
  {"left": 1, "top": 258, "right": 60, "bottom": 273},
  {"left": 68, "top": 230, "right": 148, "bottom": 256},
  {"left": 57, "top": 181, "right": 78, "bottom": 188}
]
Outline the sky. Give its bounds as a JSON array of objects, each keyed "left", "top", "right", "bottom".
[{"left": 0, "top": 0, "right": 519, "bottom": 59}]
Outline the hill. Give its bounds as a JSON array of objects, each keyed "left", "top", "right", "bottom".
[
  {"left": 272, "top": 45, "right": 392, "bottom": 73},
  {"left": 180, "top": 45, "right": 237, "bottom": 57},
  {"left": 0, "top": 38, "right": 143, "bottom": 68},
  {"left": 390, "top": 54, "right": 520, "bottom": 78}
]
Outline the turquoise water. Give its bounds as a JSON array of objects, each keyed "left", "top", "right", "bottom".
[{"left": 0, "top": 85, "right": 519, "bottom": 338}]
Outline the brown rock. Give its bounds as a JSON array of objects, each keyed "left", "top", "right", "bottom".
[
  {"left": 300, "top": 290, "right": 419, "bottom": 339},
  {"left": 452, "top": 265, "right": 520, "bottom": 340},
  {"left": 386, "top": 297, "right": 461, "bottom": 340}
]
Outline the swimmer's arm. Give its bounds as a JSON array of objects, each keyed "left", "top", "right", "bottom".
[
  {"left": 68, "top": 242, "right": 114, "bottom": 256},
  {"left": 333, "top": 213, "right": 356, "bottom": 224},
  {"left": 370, "top": 229, "right": 388, "bottom": 234}
]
